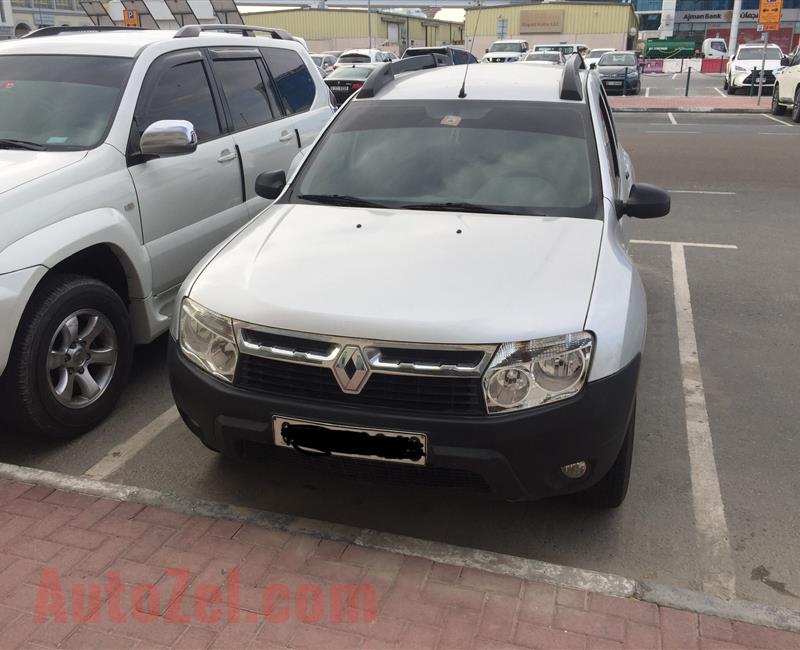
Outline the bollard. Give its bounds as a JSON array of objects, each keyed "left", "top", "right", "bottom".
[
  {"left": 750, "top": 67, "right": 756, "bottom": 96},
  {"left": 680, "top": 58, "right": 684, "bottom": 73},
  {"left": 623, "top": 66, "right": 627, "bottom": 96},
  {"left": 685, "top": 66, "right": 691, "bottom": 96}
]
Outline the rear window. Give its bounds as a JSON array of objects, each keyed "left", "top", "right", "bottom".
[
  {"left": 292, "top": 100, "right": 600, "bottom": 219},
  {"left": 404, "top": 48, "right": 446, "bottom": 58},
  {"left": 326, "top": 66, "right": 374, "bottom": 80},
  {"left": 262, "top": 48, "right": 316, "bottom": 115},
  {"left": 339, "top": 54, "right": 371, "bottom": 63}
]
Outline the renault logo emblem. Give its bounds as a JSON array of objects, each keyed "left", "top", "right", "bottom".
[{"left": 333, "top": 346, "right": 370, "bottom": 394}]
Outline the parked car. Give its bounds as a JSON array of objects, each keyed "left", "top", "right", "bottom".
[
  {"left": 534, "top": 43, "right": 589, "bottom": 57},
  {"left": 0, "top": 25, "right": 335, "bottom": 438},
  {"left": 324, "top": 63, "right": 377, "bottom": 105},
  {"left": 701, "top": 37, "right": 727, "bottom": 59},
  {"left": 522, "top": 51, "right": 566, "bottom": 65},
  {"left": 403, "top": 45, "right": 478, "bottom": 64},
  {"left": 311, "top": 53, "right": 337, "bottom": 74},
  {"left": 773, "top": 47, "right": 800, "bottom": 121},
  {"left": 594, "top": 51, "right": 641, "bottom": 94},
  {"left": 725, "top": 43, "right": 783, "bottom": 95},
  {"left": 584, "top": 48, "right": 615, "bottom": 69},
  {"left": 482, "top": 39, "right": 529, "bottom": 63},
  {"left": 335, "top": 49, "right": 393, "bottom": 69},
  {"left": 168, "top": 55, "right": 670, "bottom": 507}
]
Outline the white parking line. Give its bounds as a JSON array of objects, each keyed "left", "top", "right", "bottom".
[
  {"left": 671, "top": 73, "right": 679, "bottom": 80},
  {"left": 83, "top": 406, "right": 180, "bottom": 480},
  {"left": 761, "top": 113, "right": 789, "bottom": 126},
  {"left": 668, "top": 112, "right": 678, "bottom": 125},
  {"left": 670, "top": 244, "right": 736, "bottom": 598},
  {"left": 713, "top": 87, "right": 727, "bottom": 98},
  {"left": 645, "top": 87, "right": 651, "bottom": 97},
  {"left": 667, "top": 190, "right": 736, "bottom": 195},
  {"left": 632, "top": 239, "right": 737, "bottom": 249},
  {"left": 645, "top": 131, "right": 700, "bottom": 134}
]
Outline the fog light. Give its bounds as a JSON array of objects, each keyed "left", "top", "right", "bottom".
[{"left": 561, "top": 461, "right": 588, "bottom": 479}]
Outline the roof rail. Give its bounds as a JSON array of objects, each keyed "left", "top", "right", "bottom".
[
  {"left": 559, "top": 53, "right": 586, "bottom": 101},
  {"left": 21, "top": 25, "right": 143, "bottom": 38},
  {"left": 358, "top": 53, "right": 451, "bottom": 100},
  {"left": 174, "top": 24, "right": 293, "bottom": 40}
]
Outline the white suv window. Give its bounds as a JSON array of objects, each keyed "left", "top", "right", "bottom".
[
  {"left": 213, "top": 58, "right": 275, "bottom": 131},
  {"left": 263, "top": 48, "right": 317, "bottom": 115}
]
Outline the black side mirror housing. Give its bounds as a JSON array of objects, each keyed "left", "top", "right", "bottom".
[
  {"left": 781, "top": 55, "right": 791, "bottom": 66},
  {"left": 590, "top": 62, "right": 596, "bottom": 69},
  {"left": 485, "top": 48, "right": 489, "bottom": 53},
  {"left": 623, "top": 183, "right": 670, "bottom": 219},
  {"left": 255, "top": 170, "right": 287, "bottom": 200}
]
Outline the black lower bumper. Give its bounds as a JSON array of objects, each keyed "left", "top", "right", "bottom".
[{"left": 168, "top": 339, "right": 639, "bottom": 501}]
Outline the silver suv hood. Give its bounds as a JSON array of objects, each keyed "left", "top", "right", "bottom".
[
  {"left": 190, "top": 204, "right": 604, "bottom": 344},
  {"left": 0, "top": 150, "right": 87, "bottom": 195}
]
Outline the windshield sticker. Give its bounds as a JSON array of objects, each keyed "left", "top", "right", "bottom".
[
  {"left": 46, "top": 136, "right": 69, "bottom": 144},
  {"left": 440, "top": 115, "right": 462, "bottom": 127},
  {"left": 0, "top": 81, "right": 15, "bottom": 90}
]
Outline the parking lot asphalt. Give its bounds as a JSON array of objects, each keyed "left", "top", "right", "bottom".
[
  {"left": 1, "top": 112, "right": 798, "bottom": 612},
  {"left": 638, "top": 71, "right": 773, "bottom": 99}
]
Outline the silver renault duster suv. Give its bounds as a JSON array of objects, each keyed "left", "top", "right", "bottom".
[{"left": 168, "top": 56, "right": 670, "bottom": 507}]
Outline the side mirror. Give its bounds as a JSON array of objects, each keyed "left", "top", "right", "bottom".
[
  {"left": 255, "top": 170, "right": 287, "bottom": 200},
  {"left": 781, "top": 55, "right": 791, "bottom": 66},
  {"left": 140, "top": 120, "right": 197, "bottom": 156},
  {"left": 590, "top": 62, "right": 597, "bottom": 69},
  {"left": 485, "top": 48, "right": 489, "bottom": 53},
  {"left": 623, "top": 183, "right": 670, "bottom": 219}
]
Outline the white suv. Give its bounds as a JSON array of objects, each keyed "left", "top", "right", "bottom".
[
  {"left": 772, "top": 47, "right": 800, "bottom": 121},
  {"left": 483, "top": 39, "right": 529, "bottom": 63},
  {"left": 725, "top": 43, "right": 784, "bottom": 95},
  {"left": 0, "top": 25, "right": 335, "bottom": 438},
  {"left": 168, "top": 56, "right": 670, "bottom": 507}
]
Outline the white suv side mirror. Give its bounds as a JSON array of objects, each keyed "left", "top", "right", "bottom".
[{"left": 140, "top": 120, "right": 197, "bottom": 157}]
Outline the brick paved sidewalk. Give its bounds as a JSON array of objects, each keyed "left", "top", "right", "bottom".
[
  {"left": 1, "top": 479, "right": 799, "bottom": 650},
  {"left": 609, "top": 96, "right": 771, "bottom": 112}
]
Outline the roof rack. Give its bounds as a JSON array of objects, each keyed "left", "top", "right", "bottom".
[
  {"left": 559, "top": 53, "right": 586, "bottom": 101},
  {"left": 358, "top": 53, "right": 451, "bottom": 100},
  {"left": 21, "top": 25, "right": 143, "bottom": 38},
  {"left": 174, "top": 24, "right": 292, "bottom": 40}
]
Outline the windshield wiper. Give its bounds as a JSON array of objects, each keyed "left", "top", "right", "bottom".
[
  {"left": 401, "top": 201, "right": 517, "bottom": 215},
  {"left": 0, "top": 139, "right": 45, "bottom": 151},
  {"left": 296, "top": 194, "right": 388, "bottom": 208}
]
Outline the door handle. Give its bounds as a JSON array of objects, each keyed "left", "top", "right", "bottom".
[
  {"left": 279, "top": 130, "right": 294, "bottom": 143},
  {"left": 217, "top": 149, "right": 237, "bottom": 163}
]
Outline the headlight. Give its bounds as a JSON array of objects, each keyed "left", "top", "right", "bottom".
[
  {"left": 627, "top": 69, "right": 638, "bottom": 77},
  {"left": 483, "top": 332, "right": 593, "bottom": 414},
  {"left": 734, "top": 65, "right": 746, "bottom": 72},
  {"left": 178, "top": 298, "right": 238, "bottom": 382}
]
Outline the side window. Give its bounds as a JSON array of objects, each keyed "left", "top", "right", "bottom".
[
  {"left": 453, "top": 49, "right": 468, "bottom": 64},
  {"left": 597, "top": 91, "right": 621, "bottom": 184},
  {"left": 213, "top": 58, "right": 274, "bottom": 131},
  {"left": 140, "top": 59, "right": 220, "bottom": 143},
  {"left": 263, "top": 48, "right": 316, "bottom": 115},
  {"left": 469, "top": 53, "right": 479, "bottom": 63}
]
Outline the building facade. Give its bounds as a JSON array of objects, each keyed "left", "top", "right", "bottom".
[
  {"left": 633, "top": 0, "right": 800, "bottom": 53},
  {"left": 464, "top": 2, "right": 639, "bottom": 55},
  {"left": 245, "top": 8, "right": 464, "bottom": 55},
  {"left": 3, "top": 0, "right": 90, "bottom": 38}
]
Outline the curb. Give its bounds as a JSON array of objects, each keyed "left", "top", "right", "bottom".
[
  {"left": 611, "top": 107, "right": 770, "bottom": 113},
  {"left": 2, "top": 461, "right": 800, "bottom": 634}
]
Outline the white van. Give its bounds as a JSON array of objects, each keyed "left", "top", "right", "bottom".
[
  {"left": 702, "top": 38, "right": 728, "bottom": 59},
  {"left": 534, "top": 43, "right": 589, "bottom": 57}
]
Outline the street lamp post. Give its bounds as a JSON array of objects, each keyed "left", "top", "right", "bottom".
[
  {"left": 728, "top": 0, "right": 742, "bottom": 60},
  {"left": 367, "top": 0, "right": 372, "bottom": 49}
]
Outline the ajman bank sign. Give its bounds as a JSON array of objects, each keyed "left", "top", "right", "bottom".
[
  {"left": 520, "top": 10, "right": 564, "bottom": 33},
  {"left": 675, "top": 7, "right": 799, "bottom": 22}
]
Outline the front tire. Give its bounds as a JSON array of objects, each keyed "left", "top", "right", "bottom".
[
  {"left": 792, "top": 87, "right": 800, "bottom": 123},
  {"left": 727, "top": 80, "right": 736, "bottom": 95},
  {"left": 2, "top": 274, "right": 132, "bottom": 439},
  {"left": 772, "top": 85, "right": 786, "bottom": 115},
  {"left": 723, "top": 77, "right": 729, "bottom": 90},
  {"left": 580, "top": 400, "right": 635, "bottom": 508}
]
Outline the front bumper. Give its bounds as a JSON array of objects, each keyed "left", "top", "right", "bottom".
[
  {"left": 168, "top": 339, "right": 640, "bottom": 501},
  {"left": 731, "top": 70, "right": 776, "bottom": 88},
  {"left": 601, "top": 77, "right": 640, "bottom": 94}
]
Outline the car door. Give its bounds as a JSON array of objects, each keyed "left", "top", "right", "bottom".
[
  {"left": 782, "top": 50, "right": 800, "bottom": 103},
  {"left": 207, "top": 47, "right": 296, "bottom": 219},
  {"left": 128, "top": 49, "right": 246, "bottom": 296}
]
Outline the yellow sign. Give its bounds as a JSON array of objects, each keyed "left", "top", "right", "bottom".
[
  {"left": 124, "top": 9, "right": 140, "bottom": 27},
  {"left": 520, "top": 10, "right": 564, "bottom": 34},
  {"left": 757, "top": 0, "right": 783, "bottom": 25}
]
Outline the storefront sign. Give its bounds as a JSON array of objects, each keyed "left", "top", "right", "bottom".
[
  {"left": 520, "top": 10, "right": 564, "bottom": 34},
  {"left": 675, "top": 7, "right": 798, "bottom": 22}
]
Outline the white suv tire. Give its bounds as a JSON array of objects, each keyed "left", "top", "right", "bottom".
[
  {"left": 2, "top": 274, "right": 132, "bottom": 439},
  {"left": 772, "top": 84, "right": 787, "bottom": 115}
]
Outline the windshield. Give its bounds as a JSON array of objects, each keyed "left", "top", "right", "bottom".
[
  {"left": 526, "top": 53, "right": 560, "bottom": 62},
  {"left": 737, "top": 47, "right": 782, "bottom": 60},
  {"left": 588, "top": 49, "right": 612, "bottom": 58},
  {"left": 598, "top": 52, "right": 637, "bottom": 67},
  {"left": 490, "top": 43, "right": 523, "bottom": 53},
  {"left": 326, "top": 66, "right": 374, "bottom": 80},
  {"left": 291, "top": 100, "right": 599, "bottom": 219},
  {"left": 536, "top": 45, "right": 573, "bottom": 54},
  {"left": 0, "top": 55, "right": 132, "bottom": 150},
  {"left": 339, "top": 53, "right": 371, "bottom": 63}
]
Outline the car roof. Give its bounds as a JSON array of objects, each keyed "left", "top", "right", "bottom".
[
  {"left": 0, "top": 29, "right": 300, "bottom": 58},
  {"left": 341, "top": 48, "right": 381, "bottom": 55},
  {"left": 368, "top": 63, "right": 583, "bottom": 104},
  {"left": 493, "top": 39, "right": 526, "bottom": 44}
]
